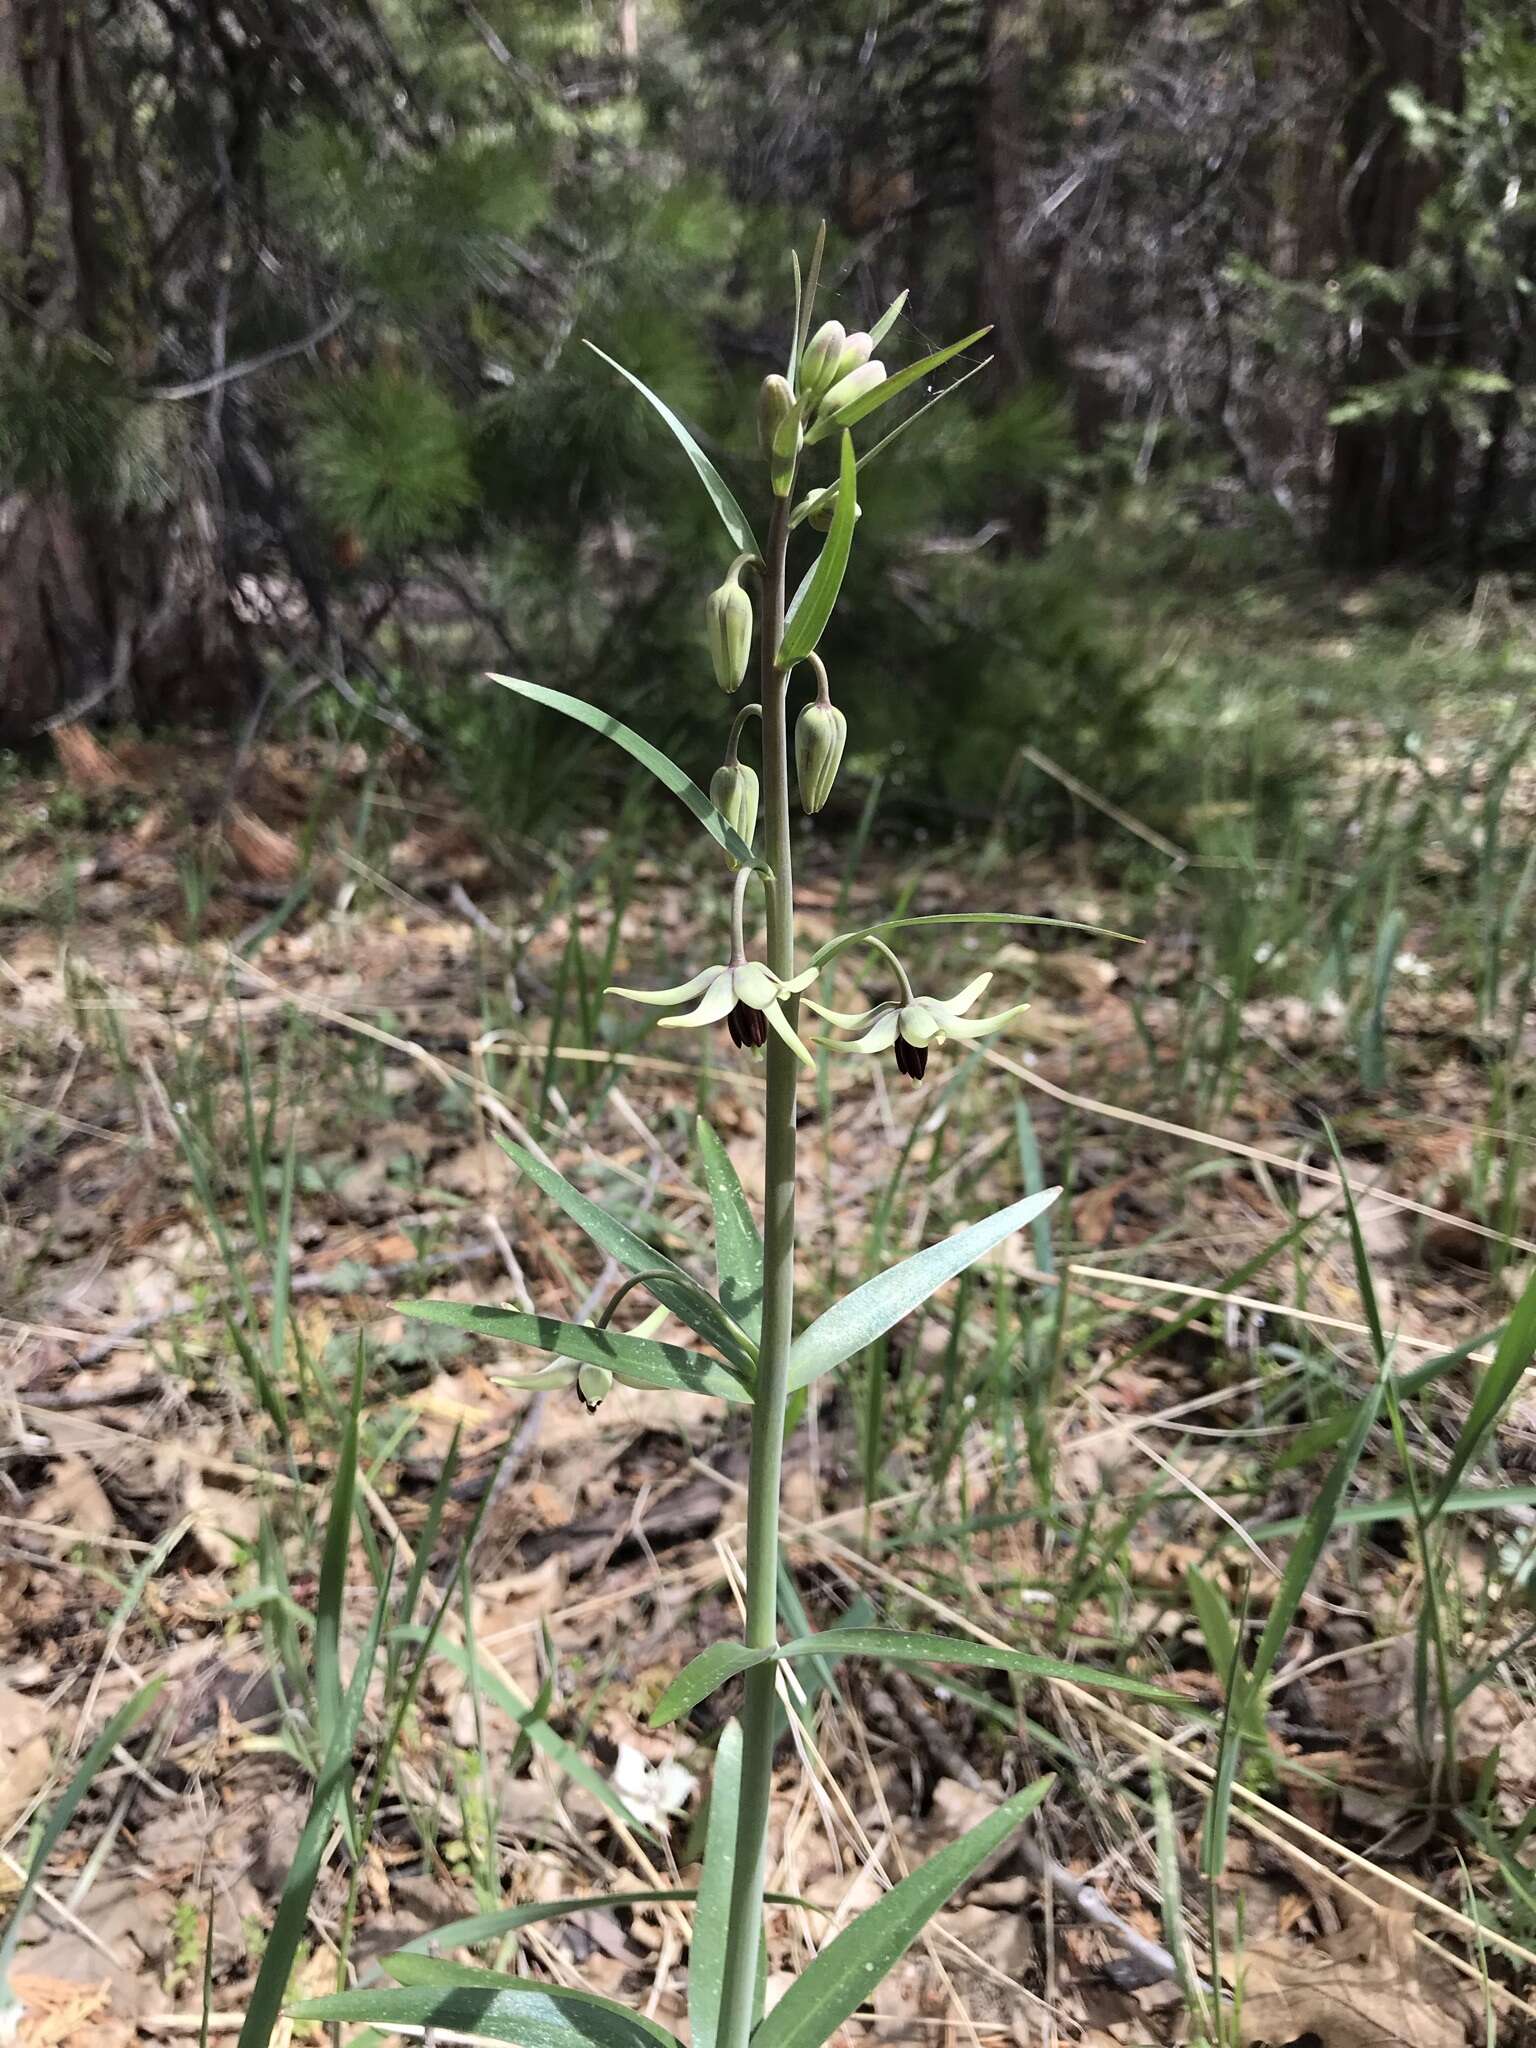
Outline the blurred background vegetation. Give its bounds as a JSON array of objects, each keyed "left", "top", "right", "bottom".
[{"left": 1, "top": 0, "right": 1531, "bottom": 844}]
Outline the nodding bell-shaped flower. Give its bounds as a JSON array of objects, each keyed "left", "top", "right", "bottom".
[
  {"left": 706, "top": 556, "right": 755, "bottom": 691},
  {"left": 805, "top": 361, "right": 886, "bottom": 443},
  {"left": 770, "top": 403, "right": 803, "bottom": 498},
  {"left": 798, "top": 320, "right": 847, "bottom": 404},
  {"left": 807, "top": 973, "right": 1028, "bottom": 1084},
  {"left": 795, "top": 700, "right": 847, "bottom": 815},
  {"left": 608, "top": 958, "right": 819, "bottom": 1068},
  {"left": 576, "top": 1363, "right": 613, "bottom": 1413},
  {"left": 710, "top": 759, "right": 759, "bottom": 868},
  {"left": 794, "top": 652, "right": 846, "bottom": 815}
]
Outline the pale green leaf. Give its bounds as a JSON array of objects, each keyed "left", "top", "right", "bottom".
[
  {"left": 751, "top": 1776, "right": 1053, "bottom": 2048},
  {"left": 398, "top": 1300, "right": 753, "bottom": 1405},
  {"left": 487, "top": 675, "right": 763, "bottom": 872},
  {"left": 827, "top": 327, "right": 992, "bottom": 430},
  {"left": 584, "top": 340, "right": 757, "bottom": 558},
  {"left": 650, "top": 1642, "right": 762, "bottom": 1727},
  {"left": 811, "top": 910, "right": 1137, "bottom": 969},
  {"left": 779, "top": 432, "right": 858, "bottom": 666},
  {"left": 696, "top": 1117, "right": 763, "bottom": 1344},
  {"left": 787, "top": 1188, "right": 1062, "bottom": 1391},
  {"left": 689, "top": 1721, "right": 742, "bottom": 2048},
  {"left": 499, "top": 1139, "right": 755, "bottom": 1372},
  {"left": 293, "top": 1973, "right": 679, "bottom": 2048},
  {"left": 778, "top": 1628, "right": 1181, "bottom": 1706},
  {"left": 867, "top": 289, "right": 909, "bottom": 349}
]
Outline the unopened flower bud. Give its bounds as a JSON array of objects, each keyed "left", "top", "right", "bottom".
[
  {"left": 706, "top": 564, "right": 753, "bottom": 692},
  {"left": 770, "top": 403, "right": 802, "bottom": 498},
  {"left": 758, "top": 374, "right": 796, "bottom": 459},
  {"left": 710, "top": 760, "right": 760, "bottom": 867},
  {"left": 806, "top": 361, "right": 886, "bottom": 441},
  {"left": 795, "top": 700, "right": 848, "bottom": 815},
  {"left": 804, "top": 484, "right": 861, "bottom": 532},
  {"left": 798, "top": 320, "right": 846, "bottom": 403},
  {"left": 834, "top": 331, "right": 874, "bottom": 380},
  {"left": 576, "top": 1363, "right": 613, "bottom": 1413}
]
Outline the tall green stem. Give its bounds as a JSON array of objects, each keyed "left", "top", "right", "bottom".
[{"left": 717, "top": 489, "right": 796, "bottom": 2048}]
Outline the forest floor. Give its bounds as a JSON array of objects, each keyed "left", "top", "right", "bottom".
[{"left": 4, "top": 638, "right": 1536, "bottom": 2046}]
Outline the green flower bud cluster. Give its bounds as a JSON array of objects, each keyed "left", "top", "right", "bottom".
[{"left": 799, "top": 320, "right": 886, "bottom": 445}]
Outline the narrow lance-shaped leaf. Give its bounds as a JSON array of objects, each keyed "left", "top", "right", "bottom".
[
  {"left": 787, "top": 1187, "right": 1062, "bottom": 1392},
  {"left": 750, "top": 1776, "right": 1054, "bottom": 2048},
  {"left": 789, "top": 358, "right": 993, "bottom": 529},
  {"left": 824, "top": 326, "right": 993, "bottom": 430},
  {"left": 696, "top": 1116, "right": 764, "bottom": 1343},
  {"left": 689, "top": 1720, "right": 743, "bottom": 2048},
  {"left": 499, "top": 1137, "right": 757, "bottom": 1372},
  {"left": 779, "top": 431, "right": 858, "bottom": 666},
  {"left": 650, "top": 1627, "right": 1178, "bottom": 1727},
  {"left": 866, "top": 288, "right": 909, "bottom": 349},
  {"left": 293, "top": 1972, "right": 682, "bottom": 2048},
  {"left": 584, "top": 340, "right": 757, "bottom": 559},
  {"left": 0, "top": 1679, "right": 165, "bottom": 2014},
  {"left": 246, "top": 1561, "right": 393, "bottom": 2048},
  {"left": 487, "top": 675, "right": 763, "bottom": 873},
  {"left": 1431, "top": 1259, "right": 1536, "bottom": 1515},
  {"left": 399, "top": 1300, "right": 753, "bottom": 1405},
  {"left": 811, "top": 909, "right": 1138, "bottom": 969}
]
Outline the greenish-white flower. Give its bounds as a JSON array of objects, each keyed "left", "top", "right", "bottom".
[
  {"left": 608, "top": 959, "right": 818, "bottom": 1068},
  {"left": 806, "top": 971, "right": 1026, "bottom": 1082}
]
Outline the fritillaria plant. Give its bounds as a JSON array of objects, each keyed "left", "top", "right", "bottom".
[{"left": 293, "top": 231, "right": 1166, "bottom": 2048}]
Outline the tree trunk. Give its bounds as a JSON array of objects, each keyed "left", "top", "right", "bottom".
[
  {"left": 0, "top": 2, "right": 247, "bottom": 743},
  {"left": 1323, "top": 0, "right": 1464, "bottom": 572}
]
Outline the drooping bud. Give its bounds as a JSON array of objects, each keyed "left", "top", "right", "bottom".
[
  {"left": 576, "top": 1363, "right": 613, "bottom": 1413},
  {"left": 757, "top": 374, "right": 796, "bottom": 459},
  {"left": 803, "top": 484, "right": 862, "bottom": 532},
  {"left": 805, "top": 361, "right": 886, "bottom": 442},
  {"left": 795, "top": 699, "right": 848, "bottom": 815},
  {"left": 770, "top": 403, "right": 802, "bottom": 499},
  {"left": 706, "top": 561, "right": 753, "bottom": 692},
  {"left": 798, "top": 320, "right": 847, "bottom": 403},
  {"left": 834, "top": 331, "right": 874, "bottom": 380},
  {"left": 710, "top": 760, "right": 760, "bottom": 867}
]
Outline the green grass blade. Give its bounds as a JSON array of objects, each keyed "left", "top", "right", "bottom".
[
  {"left": 499, "top": 1138, "right": 756, "bottom": 1371},
  {"left": 398, "top": 1301, "right": 753, "bottom": 1404},
  {"left": 1248, "top": 1369, "right": 1388, "bottom": 1694},
  {"left": 487, "top": 675, "right": 763, "bottom": 872},
  {"left": 696, "top": 1116, "right": 764, "bottom": 1344},
  {"left": 244, "top": 1563, "right": 392, "bottom": 2048},
  {"left": 689, "top": 1720, "right": 742, "bottom": 2048},
  {"left": 583, "top": 340, "right": 757, "bottom": 558},
  {"left": 750, "top": 1776, "right": 1053, "bottom": 2048},
  {"left": 779, "top": 431, "right": 858, "bottom": 664},
  {"left": 0, "top": 1679, "right": 164, "bottom": 2008},
  {"left": 398, "top": 1631, "right": 648, "bottom": 1835},
  {"left": 316, "top": 1339, "right": 366, "bottom": 1749},
  {"left": 1431, "top": 1261, "right": 1536, "bottom": 1516},
  {"left": 786, "top": 1189, "right": 1061, "bottom": 1391}
]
